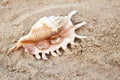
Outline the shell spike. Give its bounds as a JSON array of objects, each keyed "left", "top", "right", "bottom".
[
  {"left": 62, "top": 45, "right": 70, "bottom": 53},
  {"left": 35, "top": 54, "right": 41, "bottom": 60},
  {"left": 64, "top": 48, "right": 70, "bottom": 52},
  {"left": 51, "top": 51, "right": 58, "bottom": 57},
  {"left": 70, "top": 41, "right": 79, "bottom": 48},
  {"left": 75, "top": 22, "right": 86, "bottom": 29},
  {"left": 7, "top": 43, "right": 23, "bottom": 55},
  {"left": 67, "top": 10, "right": 78, "bottom": 20},
  {"left": 56, "top": 50, "right": 62, "bottom": 55},
  {"left": 42, "top": 53, "right": 48, "bottom": 60},
  {"left": 75, "top": 34, "right": 87, "bottom": 39}
]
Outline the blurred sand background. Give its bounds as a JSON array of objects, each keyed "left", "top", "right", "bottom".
[{"left": 0, "top": 0, "right": 120, "bottom": 80}]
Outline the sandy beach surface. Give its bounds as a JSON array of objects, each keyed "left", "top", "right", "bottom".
[{"left": 0, "top": 0, "right": 120, "bottom": 80}]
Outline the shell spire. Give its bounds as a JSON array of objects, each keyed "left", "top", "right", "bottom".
[{"left": 7, "top": 10, "right": 86, "bottom": 60}]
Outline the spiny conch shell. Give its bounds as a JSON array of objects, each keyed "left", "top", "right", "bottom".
[{"left": 7, "top": 10, "right": 86, "bottom": 60}]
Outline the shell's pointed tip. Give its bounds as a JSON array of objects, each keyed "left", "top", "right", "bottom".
[
  {"left": 51, "top": 51, "right": 58, "bottom": 57},
  {"left": 76, "top": 35, "right": 87, "bottom": 39},
  {"left": 72, "top": 10, "right": 78, "bottom": 13},
  {"left": 68, "top": 10, "right": 78, "bottom": 19},
  {"left": 42, "top": 53, "right": 48, "bottom": 60},
  {"left": 70, "top": 41, "right": 79, "bottom": 47},
  {"left": 63, "top": 48, "right": 70, "bottom": 52},
  {"left": 6, "top": 46, "right": 15, "bottom": 55},
  {"left": 75, "top": 21, "right": 87, "bottom": 28},
  {"left": 82, "top": 21, "right": 87, "bottom": 25},
  {"left": 35, "top": 54, "right": 41, "bottom": 60},
  {"left": 69, "top": 10, "right": 78, "bottom": 15},
  {"left": 7, "top": 50, "right": 11, "bottom": 55}
]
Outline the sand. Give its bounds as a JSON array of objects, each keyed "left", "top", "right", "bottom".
[{"left": 0, "top": 0, "right": 120, "bottom": 80}]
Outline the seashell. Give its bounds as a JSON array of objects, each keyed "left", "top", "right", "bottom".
[{"left": 7, "top": 10, "right": 86, "bottom": 60}]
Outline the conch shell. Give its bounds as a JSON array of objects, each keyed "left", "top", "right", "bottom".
[{"left": 7, "top": 10, "right": 86, "bottom": 60}]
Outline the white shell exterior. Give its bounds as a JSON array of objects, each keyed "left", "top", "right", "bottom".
[{"left": 8, "top": 10, "right": 86, "bottom": 60}]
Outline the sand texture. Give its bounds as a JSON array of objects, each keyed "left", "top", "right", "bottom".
[{"left": 0, "top": 0, "right": 120, "bottom": 80}]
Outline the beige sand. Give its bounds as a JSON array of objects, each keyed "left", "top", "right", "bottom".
[{"left": 0, "top": 0, "right": 120, "bottom": 80}]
